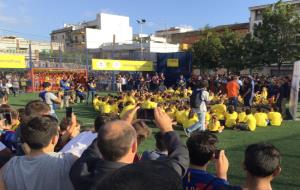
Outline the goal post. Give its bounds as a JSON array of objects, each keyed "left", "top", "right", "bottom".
[{"left": 289, "top": 61, "right": 300, "bottom": 120}]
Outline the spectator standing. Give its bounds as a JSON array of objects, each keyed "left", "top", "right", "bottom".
[
  {"left": 87, "top": 78, "right": 96, "bottom": 105},
  {"left": 226, "top": 76, "right": 240, "bottom": 110},
  {"left": 0, "top": 115, "right": 78, "bottom": 190}
]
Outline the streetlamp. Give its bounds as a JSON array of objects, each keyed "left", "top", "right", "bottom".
[{"left": 137, "top": 19, "right": 146, "bottom": 60}]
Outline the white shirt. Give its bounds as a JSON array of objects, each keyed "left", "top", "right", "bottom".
[{"left": 60, "top": 131, "right": 97, "bottom": 157}]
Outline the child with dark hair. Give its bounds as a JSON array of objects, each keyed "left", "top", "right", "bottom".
[
  {"left": 254, "top": 107, "right": 268, "bottom": 127},
  {"left": 141, "top": 132, "right": 168, "bottom": 161},
  {"left": 268, "top": 106, "right": 283, "bottom": 127},
  {"left": 241, "top": 143, "right": 281, "bottom": 190},
  {"left": 225, "top": 105, "right": 238, "bottom": 128},
  {"left": 183, "top": 131, "right": 234, "bottom": 190},
  {"left": 235, "top": 108, "right": 256, "bottom": 131}
]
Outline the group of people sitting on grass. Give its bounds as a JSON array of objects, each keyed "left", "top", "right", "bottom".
[
  {"left": 0, "top": 90, "right": 282, "bottom": 190},
  {"left": 92, "top": 77, "right": 283, "bottom": 136}
]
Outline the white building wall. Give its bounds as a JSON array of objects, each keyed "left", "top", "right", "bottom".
[{"left": 86, "top": 13, "right": 133, "bottom": 49}]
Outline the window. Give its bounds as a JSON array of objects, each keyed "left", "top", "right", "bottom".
[{"left": 255, "top": 10, "right": 263, "bottom": 21}]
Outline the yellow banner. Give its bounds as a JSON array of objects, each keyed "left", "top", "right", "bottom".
[
  {"left": 167, "top": 59, "right": 179, "bottom": 67},
  {"left": 0, "top": 54, "right": 26, "bottom": 68},
  {"left": 92, "top": 59, "right": 153, "bottom": 71}
]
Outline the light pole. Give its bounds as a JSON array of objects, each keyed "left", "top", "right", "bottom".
[{"left": 137, "top": 19, "right": 146, "bottom": 60}]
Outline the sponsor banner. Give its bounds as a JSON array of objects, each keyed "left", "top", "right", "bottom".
[
  {"left": 0, "top": 54, "right": 26, "bottom": 68},
  {"left": 289, "top": 61, "right": 300, "bottom": 120},
  {"left": 92, "top": 59, "right": 153, "bottom": 71},
  {"left": 167, "top": 59, "right": 179, "bottom": 67}
]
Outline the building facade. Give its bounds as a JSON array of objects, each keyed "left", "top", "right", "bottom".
[
  {"left": 155, "top": 23, "right": 249, "bottom": 50},
  {"left": 249, "top": 0, "right": 300, "bottom": 32},
  {"left": 51, "top": 13, "right": 133, "bottom": 52}
]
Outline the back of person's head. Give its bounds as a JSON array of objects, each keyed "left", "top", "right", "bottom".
[
  {"left": 228, "top": 105, "right": 234, "bottom": 114},
  {"left": 97, "top": 120, "right": 137, "bottom": 162},
  {"left": 132, "top": 121, "right": 151, "bottom": 145},
  {"left": 244, "top": 143, "right": 281, "bottom": 178},
  {"left": 154, "top": 132, "right": 167, "bottom": 152},
  {"left": 21, "top": 115, "right": 59, "bottom": 150},
  {"left": 187, "top": 131, "right": 218, "bottom": 166},
  {"left": 93, "top": 160, "right": 183, "bottom": 190},
  {"left": 245, "top": 108, "right": 252, "bottom": 115},
  {"left": 25, "top": 100, "right": 50, "bottom": 116},
  {"left": 257, "top": 107, "right": 263, "bottom": 113},
  {"left": 42, "top": 82, "right": 51, "bottom": 89},
  {"left": 94, "top": 114, "right": 120, "bottom": 132}
]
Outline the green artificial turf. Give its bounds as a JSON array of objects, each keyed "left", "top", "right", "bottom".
[{"left": 8, "top": 93, "right": 300, "bottom": 189}]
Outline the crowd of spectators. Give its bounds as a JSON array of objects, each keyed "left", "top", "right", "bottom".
[{"left": 0, "top": 71, "right": 287, "bottom": 190}]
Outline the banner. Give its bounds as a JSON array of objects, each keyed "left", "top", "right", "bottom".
[
  {"left": 92, "top": 59, "right": 153, "bottom": 71},
  {"left": 0, "top": 54, "right": 26, "bottom": 68},
  {"left": 167, "top": 59, "right": 179, "bottom": 67},
  {"left": 289, "top": 61, "right": 300, "bottom": 120}
]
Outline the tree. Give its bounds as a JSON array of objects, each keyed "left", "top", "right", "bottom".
[
  {"left": 190, "top": 30, "right": 222, "bottom": 72},
  {"left": 253, "top": 0, "right": 300, "bottom": 72},
  {"left": 219, "top": 28, "right": 244, "bottom": 73}
]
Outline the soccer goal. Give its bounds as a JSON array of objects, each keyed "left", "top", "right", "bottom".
[{"left": 289, "top": 61, "right": 300, "bottom": 120}]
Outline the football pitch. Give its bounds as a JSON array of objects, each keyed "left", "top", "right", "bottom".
[{"left": 8, "top": 93, "right": 300, "bottom": 190}]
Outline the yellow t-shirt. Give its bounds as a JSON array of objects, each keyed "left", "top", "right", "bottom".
[
  {"left": 166, "top": 89, "right": 175, "bottom": 94},
  {"left": 254, "top": 112, "right": 268, "bottom": 127},
  {"left": 205, "top": 112, "right": 211, "bottom": 124},
  {"left": 93, "top": 99, "right": 101, "bottom": 111},
  {"left": 268, "top": 112, "right": 282, "bottom": 127},
  {"left": 175, "top": 110, "right": 185, "bottom": 124},
  {"left": 211, "top": 104, "right": 226, "bottom": 120},
  {"left": 238, "top": 112, "right": 247, "bottom": 123},
  {"left": 208, "top": 120, "right": 222, "bottom": 132},
  {"left": 182, "top": 116, "right": 198, "bottom": 129},
  {"left": 141, "top": 100, "right": 157, "bottom": 109},
  {"left": 120, "top": 104, "right": 136, "bottom": 119},
  {"left": 245, "top": 114, "right": 256, "bottom": 131},
  {"left": 225, "top": 112, "right": 238, "bottom": 128},
  {"left": 124, "top": 96, "right": 136, "bottom": 105},
  {"left": 166, "top": 109, "right": 176, "bottom": 119},
  {"left": 261, "top": 89, "right": 268, "bottom": 99},
  {"left": 111, "top": 104, "right": 119, "bottom": 114},
  {"left": 102, "top": 103, "right": 112, "bottom": 114}
]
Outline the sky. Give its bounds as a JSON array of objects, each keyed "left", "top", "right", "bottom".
[{"left": 0, "top": 0, "right": 278, "bottom": 41}]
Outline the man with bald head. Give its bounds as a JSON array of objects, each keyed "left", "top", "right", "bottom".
[{"left": 70, "top": 108, "right": 189, "bottom": 190}]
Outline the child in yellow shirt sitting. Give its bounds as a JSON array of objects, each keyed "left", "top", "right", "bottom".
[
  {"left": 237, "top": 108, "right": 247, "bottom": 123},
  {"left": 175, "top": 106, "right": 186, "bottom": 125},
  {"left": 211, "top": 99, "right": 226, "bottom": 123},
  {"left": 225, "top": 106, "right": 238, "bottom": 128},
  {"left": 207, "top": 115, "right": 224, "bottom": 133},
  {"left": 182, "top": 110, "right": 199, "bottom": 129},
  {"left": 120, "top": 101, "right": 136, "bottom": 119},
  {"left": 268, "top": 107, "right": 283, "bottom": 127},
  {"left": 254, "top": 107, "right": 268, "bottom": 127},
  {"left": 236, "top": 108, "right": 256, "bottom": 131}
]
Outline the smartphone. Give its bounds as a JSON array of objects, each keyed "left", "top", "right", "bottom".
[
  {"left": 3, "top": 112, "right": 12, "bottom": 125},
  {"left": 137, "top": 109, "right": 155, "bottom": 120},
  {"left": 66, "top": 107, "right": 73, "bottom": 119},
  {"left": 214, "top": 149, "right": 221, "bottom": 159}
]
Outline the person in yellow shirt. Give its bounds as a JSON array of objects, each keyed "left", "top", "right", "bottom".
[
  {"left": 101, "top": 102, "right": 112, "bottom": 114},
  {"left": 141, "top": 97, "right": 157, "bottom": 109},
  {"left": 225, "top": 105, "right": 238, "bottom": 128},
  {"left": 182, "top": 110, "right": 199, "bottom": 129},
  {"left": 120, "top": 101, "right": 136, "bottom": 119},
  {"left": 124, "top": 91, "right": 136, "bottom": 105},
  {"left": 211, "top": 99, "right": 226, "bottom": 121},
  {"left": 166, "top": 87, "right": 175, "bottom": 94},
  {"left": 110, "top": 100, "right": 119, "bottom": 114},
  {"left": 254, "top": 107, "right": 268, "bottom": 127},
  {"left": 261, "top": 87, "right": 268, "bottom": 104},
  {"left": 238, "top": 108, "right": 247, "bottom": 123},
  {"left": 205, "top": 110, "right": 211, "bottom": 127},
  {"left": 236, "top": 108, "right": 256, "bottom": 131},
  {"left": 98, "top": 97, "right": 109, "bottom": 113},
  {"left": 93, "top": 95, "right": 101, "bottom": 111},
  {"left": 175, "top": 106, "right": 186, "bottom": 125},
  {"left": 165, "top": 107, "right": 175, "bottom": 120},
  {"left": 207, "top": 115, "right": 224, "bottom": 133},
  {"left": 268, "top": 107, "right": 283, "bottom": 127},
  {"left": 187, "top": 87, "right": 193, "bottom": 96}
]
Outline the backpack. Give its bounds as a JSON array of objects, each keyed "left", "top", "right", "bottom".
[{"left": 190, "top": 89, "right": 204, "bottom": 108}]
